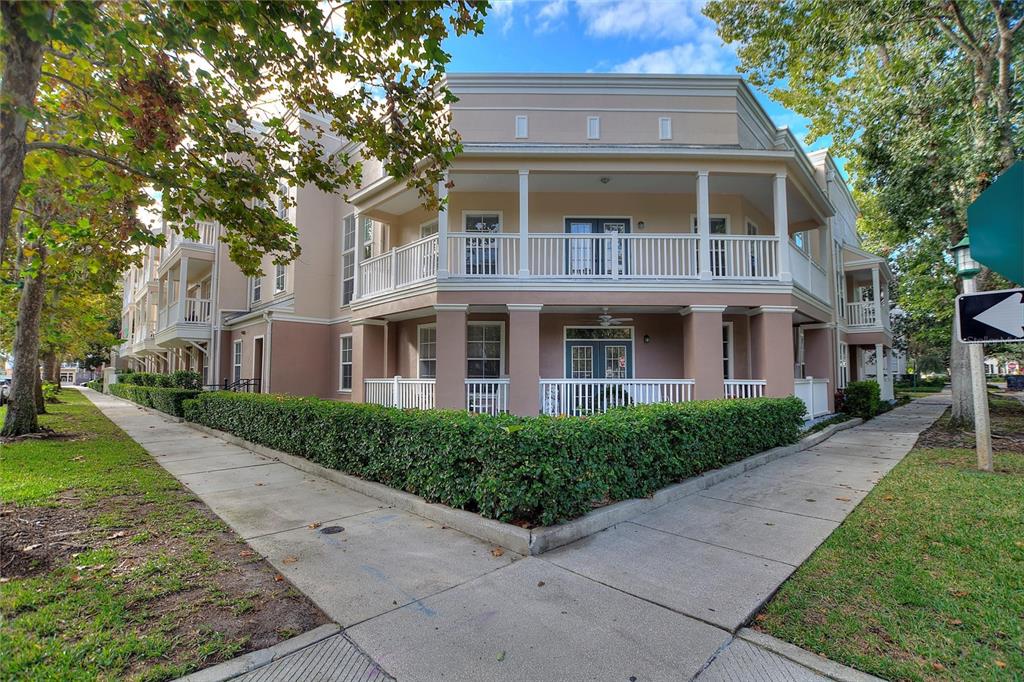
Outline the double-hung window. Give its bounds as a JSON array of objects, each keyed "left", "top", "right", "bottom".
[
  {"left": 418, "top": 325, "right": 437, "bottom": 378},
  {"left": 274, "top": 263, "right": 286, "bottom": 293},
  {"left": 463, "top": 212, "right": 501, "bottom": 275},
  {"left": 341, "top": 214, "right": 356, "bottom": 305},
  {"left": 339, "top": 335, "right": 352, "bottom": 391},
  {"left": 276, "top": 184, "right": 289, "bottom": 220},
  {"left": 361, "top": 216, "right": 373, "bottom": 259},
  {"left": 251, "top": 276, "right": 262, "bottom": 303},
  {"left": 467, "top": 323, "right": 502, "bottom": 378}
]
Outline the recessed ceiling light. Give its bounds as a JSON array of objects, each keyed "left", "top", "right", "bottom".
[{"left": 600, "top": 177, "right": 611, "bottom": 184}]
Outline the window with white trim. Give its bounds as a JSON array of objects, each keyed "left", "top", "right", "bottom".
[
  {"left": 722, "top": 323, "right": 734, "bottom": 379},
  {"left": 250, "top": 275, "right": 262, "bottom": 303},
  {"left": 276, "top": 184, "right": 289, "bottom": 220},
  {"left": 339, "top": 335, "right": 352, "bottom": 390},
  {"left": 361, "top": 216, "right": 373, "bottom": 259},
  {"left": 420, "top": 219, "right": 438, "bottom": 238},
  {"left": 658, "top": 117, "right": 672, "bottom": 140},
  {"left": 232, "top": 340, "right": 242, "bottom": 382},
  {"left": 586, "top": 116, "right": 600, "bottom": 140},
  {"left": 418, "top": 325, "right": 436, "bottom": 379},
  {"left": 746, "top": 219, "right": 759, "bottom": 236},
  {"left": 274, "top": 263, "right": 286, "bottom": 293},
  {"left": 341, "top": 213, "right": 356, "bottom": 305},
  {"left": 467, "top": 322, "right": 502, "bottom": 378},
  {"left": 515, "top": 115, "right": 528, "bottom": 139},
  {"left": 691, "top": 214, "right": 730, "bottom": 234}
]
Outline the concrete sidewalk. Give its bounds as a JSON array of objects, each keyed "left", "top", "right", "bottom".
[{"left": 83, "top": 389, "right": 948, "bottom": 681}]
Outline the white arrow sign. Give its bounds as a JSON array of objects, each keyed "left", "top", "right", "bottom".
[{"left": 973, "top": 292, "right": 1024, "bottom": 338}]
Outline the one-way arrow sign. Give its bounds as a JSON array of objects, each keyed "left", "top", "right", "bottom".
[{"left": 956, "top": 288, "right": 1024, "bottom": 343}]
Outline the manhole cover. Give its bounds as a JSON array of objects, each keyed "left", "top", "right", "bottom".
[{"left": 320, "top": 526, "right": 344, "bottom": 535}]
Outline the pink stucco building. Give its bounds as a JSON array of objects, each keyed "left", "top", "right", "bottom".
[{"left": 117, "top": 73, "right": 894, "bottom": 418}]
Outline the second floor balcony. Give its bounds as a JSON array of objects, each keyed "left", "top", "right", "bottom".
[{"left": 356, "top": 230, "right": 831, "bottom": 304}]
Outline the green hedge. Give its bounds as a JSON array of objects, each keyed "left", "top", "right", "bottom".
[
  {"left": 118, "top": 371, "right": 201, "bottom": 389},
  {"left": 85, "top": 379, "right": 103, "bottom": 392},
  {"left": 109, "top": 382, "right": 200, "bottom": 418},
  {"left": 843, "top": 380, "right": 881, "bottom": 419},
  {"left": 183, "top": 392, "right": 807, "bottom": 526}
]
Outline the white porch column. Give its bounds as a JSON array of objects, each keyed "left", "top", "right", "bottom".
[
  {"left": 352, "top": 211, "right": 362, "bottom": 299},
  {"left": 696, "top": 170, "right": 712, "bottom": 280},
  {"left": 177, "top": 255, "right": 189, "bottom": 324},
  {"left": 774, "top": 172, "right": 792, "bottom": 282},
  {"left": 437, "top": 174, "right": 449, "bottom": 280},
  {"left": 871, "top": 265, "right": 881, "bottom": 326},
  {"left": 518, "top": 170, "right": 529, "bottom": 277},
  {"left": 874, "top": 342, "right": 885, "bottom": 393}
]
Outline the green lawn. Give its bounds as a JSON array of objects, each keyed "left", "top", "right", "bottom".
[
  {"left": 1, "top": 390, "right": 326, "bottom": 681},
  {"left": 757, "top": 395, "right": 1024, "bottom": 681}
]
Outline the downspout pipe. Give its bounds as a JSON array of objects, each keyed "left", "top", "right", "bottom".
[{"left": 263, "top": 311, "right": 272, "bottom": 393}]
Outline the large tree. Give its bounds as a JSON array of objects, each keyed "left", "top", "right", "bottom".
[
  {"left": 705, "top": 0, "right": 1023, "bottom": 424},
  {"left": 0, "top": 0, "right": 487, "bottom": 436}
]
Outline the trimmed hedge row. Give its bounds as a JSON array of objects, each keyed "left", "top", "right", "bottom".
[
  {"left": 842, "top": 380, "right": 881, "bottom": 419},
  {"left": 118, "top": 370, "right": 202, "bottom": 390},
  {"left": 109, "top": 382, "right": 200, "bottom": 418},
  {"left": 85, "top": 379, "right": 103, "bottom": 392},
  {"left": 183, "top": 392, "right": 807, "bottom": 526}
]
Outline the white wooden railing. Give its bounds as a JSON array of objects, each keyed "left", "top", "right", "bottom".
[
  {"left": 364, "top": 377, "right": 436, "bottom": 409},
  {"left": 167, "top": 221, "right": 217, "bottom": 250},
  {"left": 359, "top": 234, "right": 439, "bottom": 299},
  {"left": 447, "top": 233, "right": 520, "bottom": 277},
  {"left": 539, "top": 379, "right": 694, "bottom": 416},
  {"left": 789, "top": 242, "right": 830, "bottom": 302},
  {"left": 360, "top": 251, "right": 393, "bottom": 298},
  {"left": 465, "top": 379, "right": 509, "bottom": 415},
  {"left": 724, "top": 380, "right": 766, "bottom": 399},
  {"left": 794, "top": 377, "right": 830, "bottom": 418},
  {"left": 528, "top": 233, "right": 700, "bottom": 279},
  {"left": 183, "top": 297, "right": 212, "bottom": 323},
  {"left": 709, "top": 236, "right": 779, "bottom": 279},
  {"left": 846, "top": 301, "right": 878, "bottom": 327}
]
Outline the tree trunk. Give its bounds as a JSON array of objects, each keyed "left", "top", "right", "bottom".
[
  {"left": 950, "top": 332, "right": 973, "bottom": 427},
  {"left": 1, "top": 245, "right": 46, "bottom": 436},
  {"left": 0, "top": 0, "right": 45, "bottom": 265},
  {"left": 42, "top": 351, "right": 57, "bottom": 383}
]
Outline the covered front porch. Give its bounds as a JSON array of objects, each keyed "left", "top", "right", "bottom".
[{"left": 350, "top": 304, "right": 834, "bottom": 419}]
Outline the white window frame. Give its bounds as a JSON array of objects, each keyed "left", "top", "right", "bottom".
[
  {"left": 276, "top": 184, "right": 289, "bottom": 220},
  {"left": 461, "top": 210, "right": 503, "bottom": 233},
  {"left": 745, "top": 218, "right": 760, "bottom": 236},
  {"left": 361, "top": 216, "right": 374, "bottom": 259},
  {"left": 586, "top": 116, "right": 600, "bottom": 140},
  {"left": 515, "top": 115, "right": 528, "bottom": 139},
  {"left": 417, "top": 323, "right": 437, "bottom": 379},
  {"left": 723, "top": 321, "right": 734, "bottom": 380},
  {"left": 338, "top": 334, "right": 353, "bottom": 391},
  {"left": 658, "top": 117, "right": 672, "bottom": 140},
  {"left": 690, "top": 214, "right": 732, "bottom": 234},
  {"left": 341, "top": 213, "right": 356, "bottom": 305},
  {"left": 419, "top": 218, "right": 439, "bottom": 238},
  {"left": 232, "top": 340, "right": 242, "bottom": 383},
  {"left": 250, "top": 275, "right": 262, "bottom": 303},
  {"left": 466, "top": 321, "right": 506, "bottom": 378},
  {"left": 274, "top": 263, "right": 286, "bottom": 293}
]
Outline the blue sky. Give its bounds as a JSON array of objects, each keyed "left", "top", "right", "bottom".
[{"left": 443, "top": 0, "right": 829, "bottom": 159}]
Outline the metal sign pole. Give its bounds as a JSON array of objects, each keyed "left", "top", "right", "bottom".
[{"left": 961, "top": 276, "right": 994, "bottom": 472}]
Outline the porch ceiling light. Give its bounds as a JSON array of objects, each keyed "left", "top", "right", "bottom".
[
  {"left": 600, "top": 176, "right": 611, "bottom": 184},
  {"left": 951, "top": 236, "right": 981, "bottom": 279}
]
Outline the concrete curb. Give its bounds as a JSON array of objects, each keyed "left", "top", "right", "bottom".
[
  {"left": 737, "top": 628, "right": 886, "bottom": 682},
  {"left": 184, "top": 416, "right": 861, "bottom": 556},
  {"left": 176, "top": 623, "right": 342, "bottom": 682}
]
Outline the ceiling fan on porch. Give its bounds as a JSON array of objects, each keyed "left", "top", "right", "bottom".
[{"left": 597, "top": 307, "right": 633, "bottom": 327}]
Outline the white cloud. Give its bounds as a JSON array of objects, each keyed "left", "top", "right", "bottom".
[
  {"left": 536, "top": 0, "right": 569, "bottom": 33},
  {"left": 611, "top": 28, "right": 735, "bottom": 75},
  {"left": 489, "top": 0, "right": 521, "bottom": 34},
  {"left": 575, "top": 0, "right": 706, "bottom": 40}
]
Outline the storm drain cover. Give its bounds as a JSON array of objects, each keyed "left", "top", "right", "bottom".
[{"left": 320, "top": 526, "right": 344, "bottom": 535}]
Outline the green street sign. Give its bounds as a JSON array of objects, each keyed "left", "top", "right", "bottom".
[{"left": 968, "top": 160, "right": 1024, "bottom": 286}]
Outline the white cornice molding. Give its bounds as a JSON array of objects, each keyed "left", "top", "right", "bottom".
[
  {"left": 434, "top": 303, "right": 470, "bottom": 312},
  {"left": 506, "top": 303, "right": 544, "bottom": 312},
  {"left": 757, "top": 305, "right": 799, "bottom": 314},
  {"left": 681, "top": 304, "right": 728, "bottom": 315},
  {"left": 350, "top": 318, "right": 386, "bottom": 327}
]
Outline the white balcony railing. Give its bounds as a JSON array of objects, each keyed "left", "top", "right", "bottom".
[
  {"left": 364, "top": 377, "right": 435, "bottom": 409},
  {"left": 789, "top": 242, "right": 830, "bottom": 302},
  {"left": 465, "top": 379, "right": 509, "bottom": 415},
  {"left": 846, "top": 301, "right": 878, "bottom": 327},
  {"left": 167, "top": 221, "right": 216, "bottom": 250},
  {"left": 359, "top": 234, "right": 438, "bottom": 299},
  {"left": 724, "top": 379, "right": 766, "bottom": 399},
  {"left": 794, "top": 377, "right": 830, "bottom": 418},
  {"left": 709, "top": 235, "right": 779, "bottom": 279},
  {"left": 183, "top": 297, "right": 212, "bottom": 324},
  {"left": 528, "top": 233, "right": 700, "bottom": 279},
  {"left": 539, "top": 379, "right": 695, "bottom": 416},
  {"left": 448, "top": 233, "right": 520, "bottom": 277}
]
